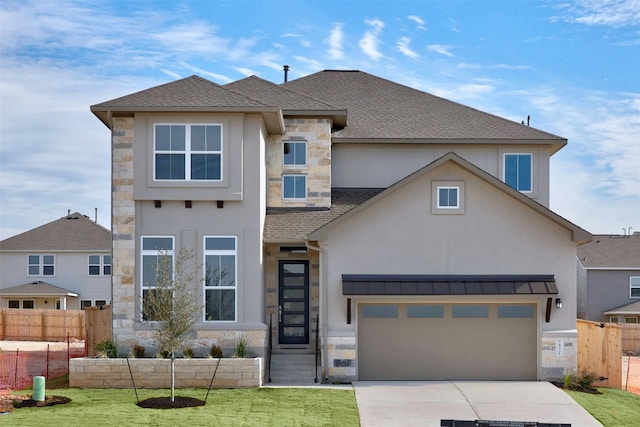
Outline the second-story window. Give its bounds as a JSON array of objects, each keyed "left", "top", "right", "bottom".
[
  {"left": 154, "top": 124, "right": 222, "bottom": 181},
  {"left": 89, "top": 255, "right": 111, "bottom": 276},
  {"left": 504, "top": 153, "right": 532, "bottom": 192},
  {"left": 283, "top": 141, "right": 306, "bottom": 166},
  {"left": 28, "top": 255, "right": 55, "bottom": 276}
]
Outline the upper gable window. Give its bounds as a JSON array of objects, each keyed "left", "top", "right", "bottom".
[
  {"left": 154, "top": 124, "right": 222, "bottom": 181},
  {"left": 283, "top": 141, "right": 306, "bottom": 166},
  {"left": 28, "top": 255, "right": 55, "bottom": 276},
  {"left": 631, "top": 277, "right": 640, "bottom": 298},
  {"left": 504, "top": 153, "right": 532, "bottom": 192},
  {"left": 437, "top": 186, "right": 459, "bottom": 209}
]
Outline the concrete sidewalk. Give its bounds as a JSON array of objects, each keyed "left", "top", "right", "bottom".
[{"left": 353, "top": 381, "right": 602, "bottom": 427}]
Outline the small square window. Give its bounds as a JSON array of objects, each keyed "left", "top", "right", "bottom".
[
  {"left": 283, "top": 175, "right": 306, "bottom": 199},
  {"left": 8, "top": 300, "right": 19, "bottom": 309},
  {"left": 437, "top": 186, "right": 459, "bottom": 208}
]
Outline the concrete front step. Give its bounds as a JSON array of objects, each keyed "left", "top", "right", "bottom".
[{"left": 268, "top": 353, "right": 319, "bottom": 384}]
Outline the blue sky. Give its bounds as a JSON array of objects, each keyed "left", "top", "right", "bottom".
[{"left": 0, "top": 0, "right": 638, "bottom": 239}]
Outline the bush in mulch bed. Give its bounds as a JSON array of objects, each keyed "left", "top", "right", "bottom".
[
  {"left": 551, "top": 370, "right": 604, "bottom": 395},
  {"left": 137, "top": 396, "right": 205, "bottom": 409}
]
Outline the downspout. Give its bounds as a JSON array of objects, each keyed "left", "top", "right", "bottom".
[{"left": 304, "top": 239, "right": 328, "bottom": 383}]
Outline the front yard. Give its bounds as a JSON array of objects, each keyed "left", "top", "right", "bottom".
[
  {"left": 566, "top": 388, "right": 640, "bottom": 427},
  {"left": 2, "top": 387, "right": 360, "bottom": 426}
]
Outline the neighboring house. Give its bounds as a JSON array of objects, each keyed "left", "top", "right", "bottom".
[
  {"left": 91, "top": 69, "right": 591, "bottom": 382},
  {"left": 0, "top": 212, "right": 112, "bottom": 310},
  {"left": 577, "top": 232, "right": 640, "bottom": 323}
]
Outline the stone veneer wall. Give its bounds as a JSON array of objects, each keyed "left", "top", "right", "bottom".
[
  {"left": 326, "top": 336, "right": 357, "bottom": 382},
  {"left": 70, "top": 357, "right": 262, "bottom": 388},
  {"left": 266, "top": 118, "right": 331, "bottom": 208},
  {"left": 541, "top": 331, "right": 578, "bottom": 381},
  {"left": 111, "top": 116, "right": 137, "bottom": 349}
]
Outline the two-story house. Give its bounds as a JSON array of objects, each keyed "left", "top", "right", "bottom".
[
  {"left": 0, "top": 212, "right": 112, "bottom": 310},
  {"left": 577, "top": 232, "right": 640, "bottom": 323},
  {"left": 91, "top": 69, "right": 591, "bottom": 382}
]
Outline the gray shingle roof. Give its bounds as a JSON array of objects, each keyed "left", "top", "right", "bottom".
[
  {"left": 603, "top": 300, "right": 640, "bottom": 315},
  {"left": 283, "top": 70, "right": 566, "bottom": 149},
  {"left": 92, "top": 75, "right": 268, "bottom": 109},
  {"left": 577, "top": 233, "right": 640, "bottom": 269},
  {"left": 0, "top": 212, "right": 111, "bottom": 251},
  {"left": 264, "top": 189, "right": 383, "bottom": 242},
  {"left": 0, "top": 281, "right": 78, "bottom": 297}
]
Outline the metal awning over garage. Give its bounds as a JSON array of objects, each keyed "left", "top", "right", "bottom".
[{"left": 342, "top": 274, "right": 557, "bottom": 296}]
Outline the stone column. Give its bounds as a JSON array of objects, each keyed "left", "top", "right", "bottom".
[{"left": 111, "top": 116, "right": 136, "bottom": 351}]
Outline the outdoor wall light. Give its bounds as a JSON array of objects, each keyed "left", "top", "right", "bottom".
[{"left": 555, "top": 298, "right": 562, "bottom": 309}]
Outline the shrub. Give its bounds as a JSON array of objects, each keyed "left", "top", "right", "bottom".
[
  {"left": 96, "top": 340, "right": 117, "bottom": 358},
  {"left": 130, "top": 344, "right": 145, "bottom": 358},
  {"left": 578, "top": 370, "right": 599, "bottom": 390},
  {"left": 209, "top": 344, "right": 223, "bottom": 358},
  {"left": 235, "top": 334, "right": 248, "bottom": 358},
  {"left": 182, "top": 346, "right": 194, "bottom": 358}
]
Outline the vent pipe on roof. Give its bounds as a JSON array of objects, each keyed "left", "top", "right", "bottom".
[
  {"left": 283, "top": 65, "right": 289, "bottom": 82},
  {"left": 95, "top": 208, "right": 98, "bottom": 223}
]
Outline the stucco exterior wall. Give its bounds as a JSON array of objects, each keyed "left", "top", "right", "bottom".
[
  {"left": 332, "top": 143, "right": 551, "bottom": 207},
  {"left": 317, "top": 161, "right": 577, "bottom": 380}
]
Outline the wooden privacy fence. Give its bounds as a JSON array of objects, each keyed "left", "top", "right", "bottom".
[
  {"left": 0, "top": 308, "right": 84, "bottom": 341},
  {"left": 85, "top": 305, "right": 112, "bottom": 356},
  {"left": 577, "top": 319, "right": 622, "bottom": 389},
  {"left": 621, "top": 323, "right": 640, "bottom": 352}
]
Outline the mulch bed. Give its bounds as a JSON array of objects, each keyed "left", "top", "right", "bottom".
[
  {"left": 137, "top": 396, "right": 205, "bottom": 409},
  {"left": 0, "top": 394, "right": 71, "bottom": 412},
  {"left": 551, "top": 381, "right": 602, "bottom": 394}
]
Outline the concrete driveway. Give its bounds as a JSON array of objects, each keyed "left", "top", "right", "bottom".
[{"left": 353, "top": 381, "right": 602, "bottom": 427}]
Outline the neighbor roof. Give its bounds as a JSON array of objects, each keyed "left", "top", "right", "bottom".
[
  {"left": 577, "top": 233, "right": 640, "bottom": 269},
  {"left": 283, "top": 70, "right": 567, "bottom": 152},
  {"left": 603, "top": 300, "right": 640, "bottom": 316},
  {"left": 0, "top": 281, "right": 78, "bottom": 298},
  {"left": 0, "top": 212, "right": 111, "bottom": 252}
]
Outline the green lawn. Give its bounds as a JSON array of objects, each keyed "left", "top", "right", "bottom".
[
  {"left": 4, "top": 387, "right": 360, "bottom": 426},
  {"left": 566, "top": 388, "right": 640, "bottom": 427}
]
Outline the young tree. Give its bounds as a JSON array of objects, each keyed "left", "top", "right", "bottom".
[{"left": 143, "top": 247, "right": 200, "bottom": 402}]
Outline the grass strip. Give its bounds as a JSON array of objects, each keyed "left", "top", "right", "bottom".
[
  {"left": 566, "top": 388, "right": 640, "bottom": 427},
  {"left": 4, "top": 387, "right": 359, "bottom": 427}
]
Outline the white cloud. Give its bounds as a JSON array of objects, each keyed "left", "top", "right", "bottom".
[
  {"left": 457, "top": 62, "right": 531, "bottom": 70},
  {"left": 555, "top": 0, "right": 640, "bottom": 27},
  {"left": 426, "top": 44, "right": 454, "bottom": 57},
  {"left": 359, "top": 18, "right": 385, "bottom": 61},
  {"left": 235, "top": 67, "right": 259, "bottom": 77},
  {"left": 396, "top": 36, "right": 420, "bottom": 59},
  {"left": 326, "top": 23, "right": 345, "bottom": 60},
  {"left": 408, "top": 15, "right": 426, "bottom": 30}
]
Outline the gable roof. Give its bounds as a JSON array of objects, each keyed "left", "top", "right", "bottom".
[
  {"left": 0, "top": 281, "right": 78, "bottom": 297},
  {"left": 307, "top": 152, "right": 591, "bottom": 244},
  {"left": 91, "top": 75, "right": 285, "bottom": 133},
  {"left": 224, "top": 76, "right": 347, "bottom": 127},
  {"left": 283, "top": 70, "right": 567, "bottom": 153},
  {"left": 0, "top": 212, "right": 111, "bottom": 252},
  {"left": 577, "top": 233, "right": 640, "bottom": 269},
  {"left": 603, "top": 300, "right": 640, "bottom": 316}
]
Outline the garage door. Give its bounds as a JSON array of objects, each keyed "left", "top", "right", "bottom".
[{"left": 358, "top": 303, "right": 537, "bottom": 380}]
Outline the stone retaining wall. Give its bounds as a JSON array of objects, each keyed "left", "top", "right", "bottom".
[{"left": 70, "top": 357, "right": 263, "bottom": 388}]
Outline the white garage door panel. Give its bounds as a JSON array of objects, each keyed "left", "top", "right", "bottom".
[{"left": 358, "top": 303, "right": 537, "bottom": 380}]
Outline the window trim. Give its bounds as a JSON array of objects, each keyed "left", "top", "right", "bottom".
[
  {"left": 140, "top": 236, "right": 175, "bottom": 321},
  {"left": 88, "top": 254, "right": 111, "bottom": 276},
  {"left": 283, "top": 141, "right": 307, "bottom": 167},
  {"left": 28, "top": 254, "right": 55, "bottom": 276},
  {"left": 282, "top": 174, "right": 307, "bottom": 201},
  {"left": 203, "top": 235, "right": 238, "bottom": 322},
  {"left": 437, "top": 186, "right": 460, "bottom": 209},
  {"left": 153, "top": 123, "right": 223, "bottom": 182},
  {"left": 503, "top": 152, "right": 533, "bottom": 193},
  {"left": 630, "top": 276, "right": 640, "bottom": 298}
]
